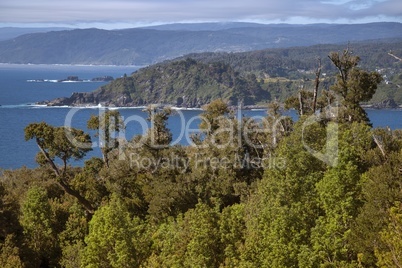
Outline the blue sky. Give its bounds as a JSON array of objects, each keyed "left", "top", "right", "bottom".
[{"left": 0, "top": 0, "right": 401, "bottom": 29}]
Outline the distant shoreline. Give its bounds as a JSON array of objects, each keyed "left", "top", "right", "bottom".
[
  {"left": 2, "top": 103, "right": 401, "bottom": 112},
  {"left": 0, "top": 62, "right": 144, "bottom": 68}
]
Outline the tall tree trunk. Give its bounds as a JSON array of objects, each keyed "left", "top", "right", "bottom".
[
  {"left": 312, "top": 58, "right": 321, "bottom": 113},
  {"left": 298, "top": 90, "right": 304, "bottom": 116},
  {"left": 57, "top": 179, "right": 94, "bottom": 214},
  {"left": 36, "top": 139, "right": 95, "bottom": 214}
]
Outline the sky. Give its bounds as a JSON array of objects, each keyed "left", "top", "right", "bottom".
[{"left": 0, "top": 0, "right": 401, "bottom": 29}]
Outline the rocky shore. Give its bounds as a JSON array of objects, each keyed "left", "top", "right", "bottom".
[
  {"left": 37, "top": 91, "right": 270, "bottom": 109},
  {"left": 361, "top": 98, "right": 399, "bottom": 109},
  {"left": 37, "top": 91, "right": 135, "bottom": 107},
  {"left": 38, "top": 92, "right": 401, "bottom": 111}
]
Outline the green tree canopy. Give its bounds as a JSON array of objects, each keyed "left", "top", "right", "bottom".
[
  {"left": 24, "top": 122, "right": 94, "bottom": 214},
  {"left": 87, "top": 110, "right": 124, "bottom": 167},
  {"left": 328, "top": 49, "right": 382, "bottom": 124}
]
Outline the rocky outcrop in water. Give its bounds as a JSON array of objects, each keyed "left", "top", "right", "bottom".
[
  {"left": 58, "top": 76, "right": 82, "bottom": 82},
  {"left": 38, "top": 92, "right": 95, "bottom": 106},
  {"left": 39, "top": 91, "right": 134, "bottom": 107},
  {"left": 371, "top": 98, "right": 399, "bottom": 109}
]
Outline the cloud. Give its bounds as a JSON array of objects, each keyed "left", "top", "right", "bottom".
[{"left": 0, "top": 0, "right": 401, "bottom": 27}]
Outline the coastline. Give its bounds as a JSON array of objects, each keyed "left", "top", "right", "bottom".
[
  {"left": 0, "top": 62, "right": 145, "bottom": 68},
  {"left": 2, "top": 102, "right": 401, "bottom": 112}
]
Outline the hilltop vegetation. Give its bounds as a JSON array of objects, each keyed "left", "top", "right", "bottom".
[
  {"left": 46, "top": 58, "right": 268, "bottom": 107},
  {"left": 102, "top": 58, "right": 268, "bottom": 106},
  {"left": 145, "top": 39, "right": 402, "bottom": 106},
  {"left": 181, "top": 40, "right": 402, "bottom": 73},
  {"left": 44, "top": 40, "right": 402, "bottom": 107}
]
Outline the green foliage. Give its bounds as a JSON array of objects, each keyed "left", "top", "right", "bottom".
[
  {"left": 199, "top": 99, "right": 229, "bottom": 133},
  {"left": 81, "top": 195, "right": 150, "bottom": 268},
  {"left": 184, "top": 41, "right": 401, "bottom": 106},
  {"left": 188, "top": 99, "right": 267, "bottom": 208},
  {"left": 70, "top": 157, "right": 108, "bottom": 207},
  {"left": 94, "top": 58, "right": 268, "bottom": 107},
  {"left": 306, "top": 123, "right": 371, "bottom": 267},
  {"left": 144, "top": 106, "right": 173, "bottom": 148},
  {"left": 20, "top": 186, "right": 58, "bottom": 267},
  {"left": 329, "top": 49, "right": 383, "bottom": 124},
  {"left": 238, "top": 119, "right": 327, "bottom": 267},
  {"left": 350, "top": 130, "right": 402, "bottom": 266},
  {"left": 185, "top": 41, "right": 402, "bottom": 76},
  {"left": 25, "top": 122, "right": 95, "bottom": 214},
  {"left": 87, "top": 110, "right": 124, "bottom": 167},
  {"left": 372, "top": 70, "right": 402, "bottom": 105},
  {"left": 311, "top": 157, "right": 362, "bottom": 266},
  {"left": 25, "top": 122, "right": 92, "bottom": 169},
  {"left": 375, "top": 203, "right": 402, "bottom": 268},
  {"left": 58, "top": 203, "right": 88, "bottom": 268},
  {"left": 219, "top": 204, "right": 246, "bottom": 267},
  {"left": 149, "top": 202, "right": 222, "bottom": 267},
  {"left": 0, "top": 183, "right": 21, "bottom": 245},
  {"left": 0, "top": 235, "right": 24, "bottom": 268},
  {"left": 6, "top": 49, "right": 402, "bottom": 267}
]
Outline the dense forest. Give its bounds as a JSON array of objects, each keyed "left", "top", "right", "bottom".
[
  {"left": 44, "top": 40, "right": 402, "bottom": 108},
  {"left": 97, "top": 58, "right": 268, "bottom": 107},
  {"left": 1, "top": 49, "right": 402, "bottom": 267},
  {"left": 174, "top": 40, "right": 402, "bottom": 106},
  {"left": 44, "top": 58, "right": 268, "bottom": 107}
]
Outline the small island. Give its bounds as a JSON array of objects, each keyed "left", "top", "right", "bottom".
[
  {"left": 58, "top": 76, "right": 82, "bottom": 82},
  {"left": 27, "top": 75, "right": 114, "bottom": 83}
]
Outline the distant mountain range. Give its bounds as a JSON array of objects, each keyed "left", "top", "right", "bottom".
[
  {"left": 0, "top": 27, "right": 70, "bottom": 41},
  {"left": 140, "top": 22, "right": 268, "bottom": 31},
  {"left": 0, "top": 22, "right": 402, "bottom": 65}
]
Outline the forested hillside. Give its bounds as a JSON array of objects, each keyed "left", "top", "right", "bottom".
[
  {"left": 178, "top": 40, "right": 402, "bottom": 105},
  {"left": 180, "top": 40, "right": 402, "bottom": 73},
  {"left": 1, "top": 50, "right": 402, "bottom": 267},
  {"left": 43, "top": 40, "right": 402, "bottom": 107},
  {"left": 44, "top": 58, "right": 268, "bottom": 107}
]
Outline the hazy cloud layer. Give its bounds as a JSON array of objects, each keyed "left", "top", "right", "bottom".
[{"left": 1, "top": 0, "right": 401, "bottom": 27}]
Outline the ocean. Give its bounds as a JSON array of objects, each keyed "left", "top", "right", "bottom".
[{"left": 0, "top": 64, "right": 401, "bottom": 170}]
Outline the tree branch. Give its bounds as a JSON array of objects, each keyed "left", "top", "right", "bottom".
[
  {"left": 36, "top": 138, "right": 60, "bottom": 177},
  {"left": 57, "top": 178, "right": 94, "bottom": 214},
  {"left": 372, "top": 135, "right": 386, "bottom": 158},
  {"left": 36, "top": 138, "right": 94, "bottom": 214}
]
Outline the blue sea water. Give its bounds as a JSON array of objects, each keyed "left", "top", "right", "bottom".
[
  {"left": 0, "top": 64, "right": 139, "bottom": 169},
  {"left": 0, "top": 64, "right": 401, "bottom": 170}
]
